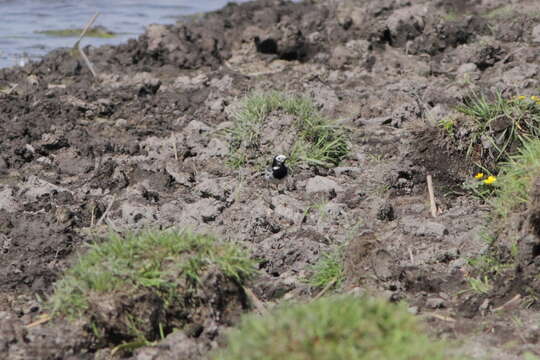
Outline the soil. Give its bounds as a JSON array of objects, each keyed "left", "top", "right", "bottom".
[{"left": 1, "top": 0, "right": 540, "bottom": 358}]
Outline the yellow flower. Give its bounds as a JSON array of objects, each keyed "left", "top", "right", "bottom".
[
  {"left": 483, "top": 176, "right": 497, "bottom": 185},
  {"left": 531, "top": 95, "right": 540, "bottom": 101},
  {"left": 517, "top": 95, "right": 526, "bottom": 100},
  {"left": 474, "top": 173, "right": 484, "bottom": 179}
]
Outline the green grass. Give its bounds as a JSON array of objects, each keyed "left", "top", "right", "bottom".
[
  {"left": 467, "top": 276, "right": 493, "bottom": 295},
  {"left": 49, "top": 229, "right": 256, "bottom": 321},
  {"left": 227, "top": 91, "right": 349, "bottom": 169},
  {"left": 36, "top": 27, "right": 116, "bottom": 38},
  {"left": 456, "top": 92, "right": 540, "bottom": 170},
  {"left": 438, "top": 116, "right": 456, "bottom": 137},
  {"left": 490, "top": 138, "right": 540, "bottom": 218},
  {"left": 213, "top": 295, "right": 462, "bottom": 360},
  {"left": 308, "top": 249, "right": 344, "bottom": 290}
]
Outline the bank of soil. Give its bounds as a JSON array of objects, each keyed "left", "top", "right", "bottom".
[{"left": 1, "top": 0, "right": 540, "bottom": 358}]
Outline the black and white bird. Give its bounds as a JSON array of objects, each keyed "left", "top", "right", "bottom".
[{"left": 265, "top": 154, "right": 288, "bottom": 190}]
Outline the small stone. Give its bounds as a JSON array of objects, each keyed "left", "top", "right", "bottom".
[
  {"left": 426, "top": 297, "right": 445, "bottom": 309},
  {"left": 415, "top": 221, "right": 448, "bottom": 237},
  {"left": 457, "top": 63, "right": 478, "bottom": 74},
  {"left": 532, "top": 24, "right": 540, "bottom": 43},
  {"left": 115, "top": 118, "right": 128, "bottom": 128},
  {"left": 408, "top": 306, "right": 419, "bottom": 315}
]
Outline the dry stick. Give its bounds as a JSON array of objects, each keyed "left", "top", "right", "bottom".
[
  {"left": 96, "top": 195, "right": 116, "bottom": 227},
  {"left": 492, "top": 294, "right": 522, "bottom": 312},
  {"left": 90, "top": 205, "right": 95, "bottom": 227},
  {"left": 423, "top": 312, "right": 456, "bottom": 322},
  {"left": 172, "top": 135, "right": 178, "bottom": 161},
  {"left": 313, "top": 278, "right": 337, "bottom": 301},
  {"left": 408, "top": 247, "right": 414, "bottom": 264},
  {"left": 75, "top": 12, "right": 100, "bottom": 79},
  {"left": 26, "top": 314, "right": 51, "bottom": 328},
  {"left": 427, "top": 174, "right": 437, "bottom": 218},
  {"left": 243, "top": 287, "right": 269, "bottom": 316}
]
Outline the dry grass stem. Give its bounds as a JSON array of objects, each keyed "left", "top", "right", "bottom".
[{"left": 427, "top": 174, "right": 437, "bottom": 218}]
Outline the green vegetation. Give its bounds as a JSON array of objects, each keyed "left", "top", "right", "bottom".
[
  {"left": 456, "top": 92, "right": 540, "bottom": 170},
  {"left": 489, "top": 138, "right": 540, "bottom": 218},
  {"left": 438, "top": 116, "right": 456, "bottom": 137},
  {"left": 467, "top": 276, "right": 493, "bottom": 295},
  {"left": 36, "top": 26, "right": 116, "bottom": 38},
  {"left": 227, "top": 91, "right": 349, "bottom": 169},
  {"left": 49, "top": 229, "right": 256, "bottom": 339},
  {"left": 308, "top": 248, "right": 344, "bottom": 290},
  {"left": 213, "top": 295, "right": 460, "bottom": 360}
]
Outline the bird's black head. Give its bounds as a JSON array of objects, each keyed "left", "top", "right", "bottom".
[{"left": 272, "top": 154, "right": 287, "bottom": 166}]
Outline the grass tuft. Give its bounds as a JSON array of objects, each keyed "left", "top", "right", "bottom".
[
  {"left": 49, "top": 229, "right": 256, "bottom": 319},
  {"left": 213, "top": 295, "right": 460, "bottom": 360},
  {"left": 490, "top": 138, "right": 540, "bottom": 218},
  {"left": 456, "top": 92, "right": 540, "bottom": 171},
  {"left": 227, "top": 91, "right": 349, "bottom": 169},
  {"left": 308, "top": 249, "right": 344, "bottom": 290}
]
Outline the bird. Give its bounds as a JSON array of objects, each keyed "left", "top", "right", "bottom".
[{"left": 264, "top": 154, "right": 288, "bottom": 192}]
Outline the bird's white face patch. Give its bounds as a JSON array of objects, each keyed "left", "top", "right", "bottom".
[{"left": 275, "top": 155, "right": 287, "bottom": 163}]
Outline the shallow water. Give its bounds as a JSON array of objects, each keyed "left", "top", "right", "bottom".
[{"left": 0, "top": 0, "right": 246, "bottom": 69}]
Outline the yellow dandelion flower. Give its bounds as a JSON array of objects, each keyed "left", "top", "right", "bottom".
[
  {"left": 531, "top": 95, "right": 540, "bottom": 101},
  {"left": 517, "top": 95, "right": 526, "bottom": 100},
  {"left": 474, "top": 173, "right": 484, "bottom": 179},
  {"left": 483, "top": 176, "right": 496, "bottom": 185}
]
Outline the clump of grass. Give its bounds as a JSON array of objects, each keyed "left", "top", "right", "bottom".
[
  {"left": 490, "top": 138, "right": 540, "bottom": 218},
  {"left": 438, "top": 116, "right": 457, "bottom": 137},
  {"left": 36, "top": 26, "right": 116, "bottom": 38},
  {"left": 456, "top": 92, "right": 540, "bottom": 170},
  {"left": 308, "top": 249, "right": 344, "bottom": 290},
  {"left": 213, "top": 295, "right": 460, "bottom": 360},
  {"left": 227, "top": 91, "right": 349, "bottom": 169},
  {"left": 49, "top": 229, "right": 256, "bottom": 327},
  {"left": 467, "top": 276, "right": 493, "bottom": 295}
]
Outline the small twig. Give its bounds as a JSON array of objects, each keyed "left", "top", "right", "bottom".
[
  {"left": 492, "top": 294, "right": 522, "bottom": 312},
  {"left": 75, "top": 12, "right": 99, "bottom": 79},
  {"left": 172, "top": 135, "right": 178, "bottom": 161},
  {"left": 75, "top": 13, "right": 99, "bottom": 46},
  {"left": 243, "top": 287, "right": 268, "bottom": 316},
  {"left": 427, "top": 174, "right": 437, "bottom": 218},
  {"left": 408, "top": 247, "right": 414, "bottom": 264},
  {"left": 313, "top": 278, "right": 337, "bottom": 301},
  {"left": 96, "top": 195, "right": 116, "bottom": 227},
  {"left": 90, "top": 204, "right": 95, "bottom": 227},
  {"left": 26, "top": 314, "right": 51, "bottom": 328},
  {"left": 423, "top": 312, "right": 456, "bottom": 322}
]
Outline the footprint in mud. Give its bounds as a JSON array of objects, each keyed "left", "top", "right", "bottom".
[{"left": 371, "top": 249, "right": 394, "bottom": 281}]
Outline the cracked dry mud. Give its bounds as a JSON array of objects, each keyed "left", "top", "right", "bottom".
[{"left": 1, "top": 0, "right": 540, "bottom": 358}]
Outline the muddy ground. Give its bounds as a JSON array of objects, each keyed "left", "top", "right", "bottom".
[{"left": 1, "top": 0, "right": 540, "bottom": 358}]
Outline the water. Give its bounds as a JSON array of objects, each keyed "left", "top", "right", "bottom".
[{"left": 0, "top": 0, "right": 247, "bottom": 69}]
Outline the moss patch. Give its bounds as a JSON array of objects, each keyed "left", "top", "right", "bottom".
[{"left": 213, "top": 295, "right": 461, "bottom": 360}]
